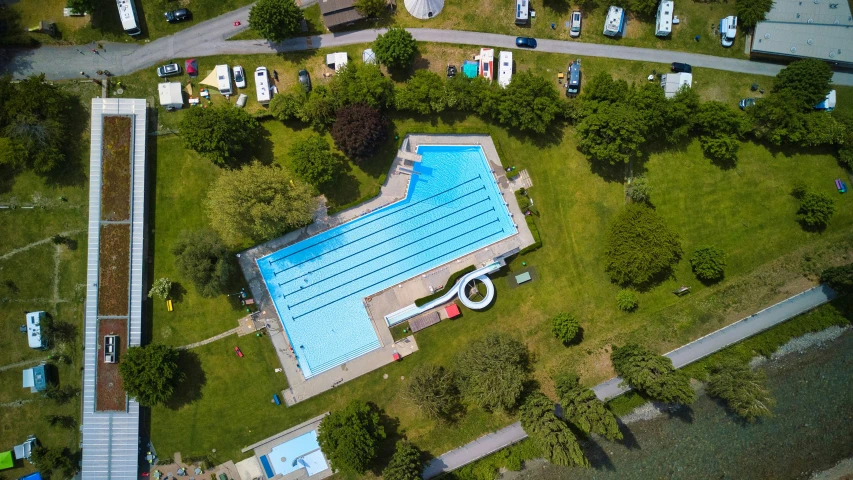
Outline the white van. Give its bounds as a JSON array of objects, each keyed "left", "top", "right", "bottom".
[
  {"left": 255, "top": 67, "right": 271, "bottom": 105},
  {"left": 116, "top": 0, "right": 141, "bottom": 36},
  {"left": 215, "top": 64, "right": 233, "bottom": 96},
  {"left": 497, "top": 51, "right": 513, "bottom": 88}
]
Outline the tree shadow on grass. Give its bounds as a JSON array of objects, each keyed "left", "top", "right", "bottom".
[
  {"left": 371, "top": 408, "right": 404, "bottom": 476},
  {"left": 582, "top": 437, "right": 616, "bottom": 471},
  {"left": 320, "top": 168, "right": 362, "bottom": 209},
  {"left": 166, "top": 350, "right": 206, "bottom": 410},
  {"left": 250, "top": 124, "right": 276, "bottom": 166},
  {"left": 561, "top": 326, "right": 585, "bottom": 347},
  {"left": 615, "top": 418, "right": 641, "bottom": 450},
  {"left": 170, "top": 282, "right": 188, "bottom": 304},
  {"left": 43, "top": 95, "right": 89, "bottom": 188}
]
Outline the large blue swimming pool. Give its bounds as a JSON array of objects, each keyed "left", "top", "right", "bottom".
[{"left": 257, "top": 145, "right": 516, "bottom": 377}]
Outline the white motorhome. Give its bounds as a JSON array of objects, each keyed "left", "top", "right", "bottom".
[
  {"left": 215, "top": 64, "right": 233, "bottom": 95},
  {"left": 26, "top": 312, "right": 48, "bottom": 350},
  {"left": 497, "top": 51, "right": 513, "bottom": 88},
  {"left": 515, "top": 0, "right": 529, "bottom": 25},
  {"left": 255, "top": 67, "right": 272, "bottom": 105},
  {"left": 603, "top": 6, "right": 625, "bottom": 37},
  {"left": 655, "top": 0, "right": 673, "bottom": 37},
  {"left": 115, "top": 0, "right": 141, "bottom": 36}
]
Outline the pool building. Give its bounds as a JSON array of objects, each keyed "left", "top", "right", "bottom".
[{"left": 240, "top": 135, "right": 535, "bottom": 404}]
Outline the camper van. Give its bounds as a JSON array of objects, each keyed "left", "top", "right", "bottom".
[
  {"left": 255, "top": 67, "right": 272, "bottom": 105},
  {"left": 655, "top": 0, "right": 673, "bottom": 37},
  {"left": 215, "top": 64, "right": 233, "bottom": 96},
  {"left": 479, "top": 48, "right": 495, "bottom": 81},
  {"left": 603, "top": 6, "right": 625, "bottom": 37},
  {"left": 26, "top": 312, "right": 48, "bottom": 350},
  {"left": 116, "top": 0, "right": 141, "bottom": 36},
  {"left": 497, "top": 52, "right": 513, "bottom": 88},
  {"left": 566, "top": 60, "right": 582, "bottom": 97},
  {"left": 515, "top": 0, "right": 530, "bottom": 25}
]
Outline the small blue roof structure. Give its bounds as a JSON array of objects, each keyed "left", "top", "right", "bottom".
[
  {"left": 19, "top": 473, "right": 43, "bottom": 480},
  {"left": 22, "top": 364, "right": 47, "bottom": 393},
  {"left": 462, "top": 60, "right": 479, "bottom": 78}
]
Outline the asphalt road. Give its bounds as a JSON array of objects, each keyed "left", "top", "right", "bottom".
[{"left": 421, "top": 284, "right": 838, "bottom": 479}]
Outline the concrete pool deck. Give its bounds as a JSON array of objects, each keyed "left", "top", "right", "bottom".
[
  {"left": 237, "top": 134, "right": 535, "bottom": 405},
  {"left": 242, "top": 413, "right": 333, "bottom": 480}
]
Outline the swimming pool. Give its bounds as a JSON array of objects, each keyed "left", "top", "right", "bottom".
[{"left": 257, "top": 145, "right": 516, "bottom": 377}]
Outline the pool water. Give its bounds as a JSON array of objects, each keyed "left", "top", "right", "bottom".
[{"left": 257, "top": 145, "right": 516, "bottom": 378}]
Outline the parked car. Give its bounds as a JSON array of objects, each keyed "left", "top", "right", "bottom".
[
  {"left": 164, "top": 8, "right": 190, "bottom": 23},
  {"left": 515, "top": 37, "right": 537, "bottom": 48},
  {"left": 570, "top": 11, "right": 582, "bottom": 37},
  {"left": 447, "top": 65, "right": 457, "bottom": 78},
  {"left": 739, "top": 97, "right": 757, "bottom": 109},
  {"left": 298, "top": 69, "right": 312, "bottom": 93},
  {"left": 233, "top": 66, "right": 246, "bottom": 88},
  {"left": 234, "top": 346, "right": 244, "bottom": 358},
  {"left": 720, "top": 15, "right": 737, "bottom": 47},
  {"left": 670, "top": 62, "right": 692, "bottom": 73},
  {"left": 156, "top": 63, "right": 181, "bottom": 77}
]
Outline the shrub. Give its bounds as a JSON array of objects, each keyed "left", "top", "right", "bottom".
[
  {"left": 405, "top": 364, "right": 460, "bottom": 421},
  {"left": 414, "top": 266, "right": 475, "bottom": 306},
  {"left": 248, "top": 0, "right": 304, "bottom": 43},
  {"left": 179, "top": 106, "right": 260, "bottom": 166},
  {"left": 627, "top": 175, "right": 651, "bottom": 203},
  {"left": 119, "top": 344, "right": 181, "bottom": 407},
  {"left": 690, "top": 246, "right": 727, "bottom": 281},
  {"left": 797, "top": 191, "right": 836, "bottom": 229},
  {"left": 519, "top": 392, "right": 589, "bottom": 467},
  {"left": 551, "top": 313, "right": 580, "bottom": 345},
  {"left": 382, "top": 441, "right": 422, "bottom": 480},
  {"left": 148, "top": 277, "right": 172, "bottom": 300},
  {"left": 707, "top": 361, "right": 775, "bottom": 422},
  {"left": 289, "top": 136, "right": 342, "bottom": 187},
  {"left": 604, "top": 204, "right": 682, "bottom": 286},
  {"left": 317, "top": 400, "right": 386, "bottom": 475},
  {"left": 554, "top": 371, "right": 622, "bottom": 441},
  {"left": 171, "top": 230, "right": 233, "bottom": 298},
  {"left": 820, "top": 263, "right": 853, "bottom": 294},
  {"left": 616, "top": 289, "right": 638, "bottom": 312},
  {"left": 455, "top": 333, "right": 528, "bottom": 411},
  {"left": 611, "top": 343, "right": 695, "bottom": 405},
  {"left": 373, "top": 26, "right": 417, "bottom": 70},
  {"left": 331, "top": 104, "right": 388, "bottom": 161},
  {"left": 269, "top": 91, "right": 306, "bottom": 122}
]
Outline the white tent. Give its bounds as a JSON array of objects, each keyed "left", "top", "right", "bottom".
[
  {"left": 404, "top": 0, "right": 444, "bottom": 19},
  {"left": 326, "top": 52, "right": 349, "bottom": 71},
  {"left": 362, "top": 49, "right": 377, "bottom": 64},
  {"left": 158, "top": 82, "right": 183, "bottom": 110}
]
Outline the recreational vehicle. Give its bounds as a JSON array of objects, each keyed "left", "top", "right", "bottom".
[
  {"left": 720, "top": 15, "right": 737, "bottom": 47},
  {"left": 255, "top": 67, "right": 272, "bottom": 105},
  {"left": 479, "top": 48, "right": 495, "bottom": 81},
  {"left": 515, "top": 0, "right": 530, "bottom": 25},
  {"left": 603, "top": 6, "right": 625, "bottom": 37},
  {"left": 215, "top": 64, "right": 233, "bottom": 95},
  {"left": 116, "top": 0, "right": 141, "bottom": 36},
  {"left": 497, "top": 51, "right": 513, "bottom": 88},
  {"left": 655, "top": 0, "right": 673, "bottom": 37},
  {"left": 566, "top": 60, "right": 582, "bottom": 97},
  {"left": 26, "top": 312, "right": 48, "bottom": 350}
]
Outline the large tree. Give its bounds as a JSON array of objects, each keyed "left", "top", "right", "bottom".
[
  {"left": 690, "top": 246, "right": 727, "bottom": 281},
  {"left": 30, "top": 446, "right": 76, "bottom": 480},
  {"left": 66, "top": 0, "right": 97, "bottom": 14},
  {"left": 820, "top": 263, "right": 853, "bottom": 294},
  {"left": 373, "top": 26, "right": 418, "bottom": 70},
  {"left": 604, "top": 204, "right": 682, "bottom": 286},
  {"left": 289, "top": 136, "right": 342, "bottom": 187},
  {"left": 797, "top": 191, "right": 836, "bottom": 230},
  {"left": 317, "top": 400, "right": 386, "bottom": 475},
  {"left": 551, "top": 312, "right": 580, "bottom": 345},
  {"left": 206, "top": 162, "right": 316, "bottom": 244},
  {"left": 331, "top": 104, "right": 389, "bottom": 161},
  {"left": 395, "top": 70, "right": 447, "bottom": 115},
  {"left": 553, "top": 372, "right": 622, "bottom": 441},
  {"left": 736, "top": 0, "right": 775, "bottom": 28},
  {"left": 611, "top": 344, "right": 695, "bottom": 405},
  {"left": 693, "top": 101, "right": 745, "bottom": 164},
  {"left": 520, "top": 392, "right": 589, "bottom": 468},
  {"left": 382, "top": 441, "right": 422, "bottom": 480},
  {"left": 179, "top": 106, "right": 260, "bottom": 166},
  {"left": 577, "top": 103, "right": 647, "bottom": 164},
  {"left": 455, "top": 333, "right": 529, "bottom": 411},
  {"left": 706, "top": 362, "right": 775, "bottom": 422},
  {"left": 772, "top": 59, "right": 833, "bottom": 109},
  {"left": 355, "top": 0, "right": 388, "bottom": 17},
  {"left": 171, "top": 229, "right": 233, "bottom": 298},
  {"left": 119, "top": 344, "right": 181, "bottom": 407},
  {"left": 300, "top": 86, "right": 337, "bottom": 130},
  {"left": 405, "top": 364, "right": 460, "bottom": 421},
  {"left": 329, "top": 63, "right": 395, "bottom": 110},
  {"left": 248, "top": 0, "right": 304, "bottom": 43},
  {"left": 269, "top": 90, "right": 307, "bottom": 122},
  {"left": 496, "top": 71, "right": 565, "bottom": 134}
]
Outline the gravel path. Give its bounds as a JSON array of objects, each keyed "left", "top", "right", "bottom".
[
  {"left": 0, "top": 229, "right": 84, "bottom": 261},
  {"left": 177, "top": 327, "right": 240, "bottom": 351},
  {"left": 0, "top": 356, "right": 50, "bottom": 373}
]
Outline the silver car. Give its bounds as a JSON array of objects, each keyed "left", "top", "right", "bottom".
[
  {"left": 570, "top": 11, "right": 582, "bottom": 37},
  {"left": 156, "top": 63, "right": 181, "bottom": 77}
]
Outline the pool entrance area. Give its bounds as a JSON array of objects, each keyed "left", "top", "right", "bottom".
[{"left": 243, "top": 414, "right": 333, "bottom": 480}]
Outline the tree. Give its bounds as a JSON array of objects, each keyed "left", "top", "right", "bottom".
[
  {"left": 519, "top": 392, "right": 589, "bottom": 468},
  {"left": 66, "top": 0, "right": 97, "bottom": 14},
  {"left": 405, "top": 364, "right": 460, "bottom": 421},
  {"left": 395, "top": 70, "right": 446, "bottom": 115},
  {"left": 299, "top": 86, "right": 337, "bottom": 130},
  {"left": 119, "top": 344, "right": 181, "bottom": 407},
  {"left": 773, "top": 59, "right": 833, "bottom": 109},
  {"left": 45, "top": 414, "right": 77, "bottom": 430},
  {"left": 748, "top": 92, "right": 812, "bottom": 146},
  {"left": 553, "top": 372, "right": 622, "bottom": 441},
  {"left": 373, "top": 26, "right": 417, "bottom": 70},
  {"left": 627, "top": 174, "right": 651, "bottom": 203},
  {"left": 43, "top": 384, "right": 79, "bottom": 405},
  {"left": 690, "top": 246, "right": 727, "bottom": 281},
  {"left": 171, "top": 230, "right": 233, "bottom": 298},
  {"left": 662, "top": 87, "right": 700, "bottom": 145},
  {"left": 455, "top": 333, "right": 529, "bottom": 411},
  {"left": 317, "top": 400, "right": 386, "bottom": 475},
  {"left": 616, "top": 289, "right": 638, "bottom": 312},
  {"left": 31, "top": 446, "right": 75, "bottom": 480},
  {"left": 148, "top": 277, "right": 172, "bottom": 300},
  {"left": 604, "top": 204, "right": 682, "bottom": 286},
  {"left": 736, "top": 0, "right": 775, "bottom": 28},
  {"left": 496, "top": 71, "right": 565, "bottom": 134},
  {"left": 631, "top": 0, "right": 660, "bottom": 17},
  {"left": 329, "top": 63, "right": 395, "bottom": 110},
  {"left": 331, "top": 104, "right": 389, "bottom": 161},
  {"left": 820, "top": 263, "right": 853, "bottom": 294},
  {"left": 798, "top": 191, "right": 836, "bottom": 229},
  {"left": 577, "top": 103, "right": 647, "bottom": 164},
  {"left": 382, "top": 441, "right": 422, "bottom": 480},
  {"left": 206, "top": 162, "right": 316, "bottom": 244},
  {"left": 289, "top": 136, "right": 342, "bottom": 187},
  {"left": 269, "top": 90, "right": 307, "bottom": 122},
  {"left": 354, "top": 0, "right": 388, "bottom": 17},
  {"left": 179, "top": 106, "right": 260, "bottom": 166},
  {"left": 248, "top": 0, "right": 304, "bottom": 43},
  {"left": 707, "top": 362, "right": 775, "bottom": 422},
  {"left": 694, "top": 101, "right": 745, "bottom": 164},
  {"left": 611, "top": 344, "right": 695, "bottom": 404},
  {"left": 551, "top": 313, "right": 580, "bottom": 345}
]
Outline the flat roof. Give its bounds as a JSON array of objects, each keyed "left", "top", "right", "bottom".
[
  {"left": 751, "top": 0, "right": 853, "bottom": 63},
  {"left": 81, "top": 98, "right": 147, "bottom": 480}
]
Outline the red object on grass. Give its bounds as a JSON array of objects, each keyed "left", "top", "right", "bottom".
[
  {"left": 234, "top": 346, "right": 244, "bottom": 357},
  {"left": 445, "top": 303, "right": 461, "bottom": 319},
  {"left": 393, "top": 352, "right": 401, "bottom": 361}
]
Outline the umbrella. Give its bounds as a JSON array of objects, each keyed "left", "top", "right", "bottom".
[
  {"left": 362, "top": 49, "right": 377, "bottom": 64},
  {"left": 404, "top": 0, "right": 444, "bottom": 19},
  {"left": 185, "top": 59, "right": 198, "bottom": 77}
]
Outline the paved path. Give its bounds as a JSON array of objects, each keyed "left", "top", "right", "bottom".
[
  {"left": 3, "top": 21, "right": 852, "bottom": 86},
  {"left": 178, "top": 327, "right": 240, "bottom": 351},
  {"left": 0, "top": 356, "right": 50, "bottom": 373},
  {"left": 422, "top": 284, "right": 838, "bottom": 479}
]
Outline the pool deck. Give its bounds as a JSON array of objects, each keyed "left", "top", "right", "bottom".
[
  {"left": 242, "top": 413, "right": 333, "bottom": 480},
  {"left": 237, "top": 134, "right": 535, "bottom": 406}
]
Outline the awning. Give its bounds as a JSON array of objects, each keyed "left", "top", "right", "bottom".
[{"left": 200, "top": 69, "right": 219, "bottom": 88}]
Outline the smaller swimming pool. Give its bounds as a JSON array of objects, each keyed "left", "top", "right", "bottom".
[{"left": 263, "top": 430, "right": 328, "bottom": 478}]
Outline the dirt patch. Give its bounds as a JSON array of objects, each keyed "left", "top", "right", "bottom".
[
  {"left": 98, "top": 224, "right": 130, "bottom": 316},
  {"left": 96, "top": 318, "right": 127, "bottom": 411},
  {"left": 101, "top": 116, "right": 132, "bottom": 221}
]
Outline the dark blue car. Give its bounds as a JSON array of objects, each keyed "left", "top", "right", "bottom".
[{"left": 515, "top": 37, "right": 537, "bottom": 48}]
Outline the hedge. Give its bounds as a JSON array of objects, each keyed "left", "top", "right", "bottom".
[
  {"left": 414, "top": 265, "right": 475, "bottom": 307},
  {"left": 518, "top": 215, "right": 542, "bottom": 256}
]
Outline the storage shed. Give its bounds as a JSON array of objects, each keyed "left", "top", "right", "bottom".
[
  {"left": 157, "top": 82, "right": 183, "bottom": 110},
  {"left": 660, "top": 72, "right": 692, "bottom": 98}
]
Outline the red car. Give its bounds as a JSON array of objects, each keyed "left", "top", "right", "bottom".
[{"left": 234, "top": 346, "right": 244, "bottom": 358}]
